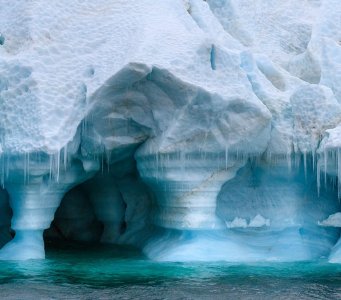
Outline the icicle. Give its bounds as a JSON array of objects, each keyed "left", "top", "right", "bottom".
[
  {"left": 101, "top": 152, "right": 104, "bottom": 174},
  {"left": 180, "top": 150, "right": 184, "bottom": 173},
  {"left": 156, "top": 151, "right": 159, "bottom": 175},
  {"left": 312, "top": 150, "right": 315, "bottom": 172},
  {"left": 317, "top": 159, "right": 321, "bottom": 197},
  {"left": 324, "top": 148, "right": 328, "bottom": 188},
  {"left": 27, "top": 152, "right": 30, "bottom": 184},
  {"left": 63, "top": 144, "right": 68, "bottom": 170},
  {"left": 56, "top": 150, "right": 60, "bottom": 183},
  {"left": 160, "top": 153, "right": 163, "bottom": 175},
  {"left": 104, "top": 149, "right": 111, "bottom": 173},
  {"left": 49, "top": 154, "right": 53, "bottom": 181},
  {"left": 303, "top": 151, "right": 307, "bottom": 181},
  {"left": 5, "top": 154, "right": 9, "bottom": 179},
  {"left": 287, "top": 152, "right": 292, "bottom": 173},
  {"left": 225, "top": 145, "right": 228, "bottom": 170},
  {"left": 23, "top": 153, "right": 27, "bottom": 185},
  {"left": 337, "top": 148, "right": 341, "bottom": 199},
  {"left": 294, "top": 153, "right": 300, "bottom": 169},
  {"left": 266, "top": 151, "right": 271, "bottom": 165}
]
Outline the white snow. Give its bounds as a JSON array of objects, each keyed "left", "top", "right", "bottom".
[
  {"left": 225, "top": 217, "right": 248, "bottom": 229},
  {"left": 225, "top": 215, "right": 270, "bottom": 229},
  {"left": 318, "top": 213, "right": 341, "bottom": 227},
  {"left": 249, "top": 214, "right": 271, "bottom": 228}
]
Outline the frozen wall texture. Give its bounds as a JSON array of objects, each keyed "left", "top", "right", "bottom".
[{"left": 0, "top": 0, "right": 341, "bottom": 262}]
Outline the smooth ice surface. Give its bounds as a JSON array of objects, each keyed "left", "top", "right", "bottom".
[
  {"left": 0, "top": 0, "right": 340, "bottom": 262},
  {"left": 0, "top": 230, "right": 44, "bottom": 260}
]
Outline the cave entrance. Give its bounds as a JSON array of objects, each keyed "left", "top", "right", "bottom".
[
  {"left": 0, "top": 187, "right": 13, "bottom": 249},
  {"left": 44, "top": 159, "right": 153, "bottom": 250}
]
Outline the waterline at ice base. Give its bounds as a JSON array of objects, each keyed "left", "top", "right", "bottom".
[{"left": 0, "top": 0, "right": 341, "bottom": 265}]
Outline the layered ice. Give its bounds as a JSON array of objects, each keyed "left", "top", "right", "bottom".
[{"left": 0, "top": 0, "right": 340, "bottom": 262}]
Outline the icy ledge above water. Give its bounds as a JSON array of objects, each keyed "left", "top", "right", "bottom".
[{"left": 0, "top": 0, "right": 340, "bottom": 262}]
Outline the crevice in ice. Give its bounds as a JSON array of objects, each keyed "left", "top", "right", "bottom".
[
  {"left": 183, "top": 0, "right": 191, "bottom": 14},
  {"left": 210, "top": 44, "right": 216, "bottom": 70}
]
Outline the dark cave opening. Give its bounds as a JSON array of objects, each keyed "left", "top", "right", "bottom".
[
  {"left": 0, "top": 187, "right": 13, "bottom": 249},
  {"left": 43, "top": 159, "right": 154, "bottom": 250}
]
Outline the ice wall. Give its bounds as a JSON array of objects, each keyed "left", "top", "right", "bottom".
[{"left": 0, "top": 0, "right": 340, "bottom": 262}]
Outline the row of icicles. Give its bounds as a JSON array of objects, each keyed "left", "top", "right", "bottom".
[{"left": 0, "top": 146, "right": 340, "bottom": 197}]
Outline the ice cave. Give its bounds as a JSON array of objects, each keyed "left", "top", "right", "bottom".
[{"left": 0, "top": 0, "right": 341, "bottom": 267}]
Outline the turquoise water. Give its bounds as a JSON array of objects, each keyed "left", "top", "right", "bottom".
[{"left": 1, "top": 244, "right": 341, "bottom": 299}]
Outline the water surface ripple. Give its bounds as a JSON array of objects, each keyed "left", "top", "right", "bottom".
[{"left": 1, "top": 244, "right": 341, "bottom": 299}]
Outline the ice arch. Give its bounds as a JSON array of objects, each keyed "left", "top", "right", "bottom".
[
  {"left": 216, "top": 158, "right": 340, "bottom": 261},
  {"left": 80, "top": 62, "right": 271, "bottom": 260},
  {"left": 1, "top": 61, "right": 341, "bottom": 263},
  {"left": 0, "top": 60, "right": 270, "bottom": 260}
]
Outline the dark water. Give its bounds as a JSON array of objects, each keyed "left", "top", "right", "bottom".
[{"left": 1, "top": 244, "right": 341, "bottom": 299}]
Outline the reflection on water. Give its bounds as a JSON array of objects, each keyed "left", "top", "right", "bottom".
[{"left": 1, "top": 243, "right": 341, "bottom": 299}]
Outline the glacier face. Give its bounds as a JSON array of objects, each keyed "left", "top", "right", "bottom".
[{"left": 0, "top": 0, "right": 341, "bottom": 262}]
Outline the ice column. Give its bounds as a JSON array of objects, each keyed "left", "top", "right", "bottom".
[
  {"left": 136, "top": 151, "right": 243, "bottom": 230},
  {"left": 0, "top": 159, "right": 97, "bottom": 260}
]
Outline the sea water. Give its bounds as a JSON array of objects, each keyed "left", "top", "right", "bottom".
[{"left": 1, "top": 243, "right": 341, "bottom": 299}]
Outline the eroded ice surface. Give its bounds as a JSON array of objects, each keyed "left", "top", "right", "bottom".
[{"left": 0, "top": 0, "right": 340, "bottom": 262}]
